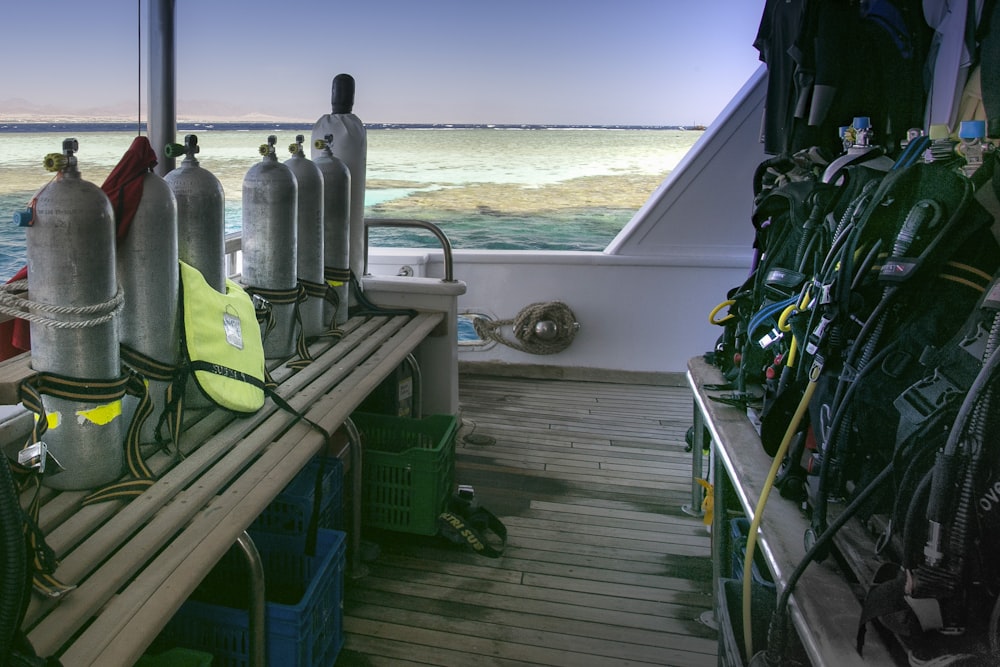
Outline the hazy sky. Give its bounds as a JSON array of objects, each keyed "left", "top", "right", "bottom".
[{"left": 3, "top": 0, "right": 766, "bottom": 126}]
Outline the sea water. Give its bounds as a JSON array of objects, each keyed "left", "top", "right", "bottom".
[{"left": 0, "top": 124, "right": 701, "bottom": 279}]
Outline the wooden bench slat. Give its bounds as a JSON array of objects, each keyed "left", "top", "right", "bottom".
[
  {"left": 15, "top": 311, "right": 443, "bottom": 664},
  {"left": 68, "top": 312, "right": 444, "bottom": 666},
  {"left": 25, "top": 314, "right": 414, "bottom": 649}
]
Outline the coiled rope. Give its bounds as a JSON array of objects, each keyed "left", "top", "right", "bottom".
[
  {"left": 0, "top": 280, "right": 123, "bottom": 328},
  {"left": 473, "top": 301, "right": 579, "bottom": 355}
]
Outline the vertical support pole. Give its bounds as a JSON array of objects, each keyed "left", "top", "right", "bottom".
[
  {"left": 682, "top": 400, "right": 707, "bottom": 516},
  {"left": 234, "top": 531, "right": 266, "bottom": 667},
  {"left": 403, "top": 352, "right": 422, "bottom": 419},
  {"left": 343, "top": 417, "right": 369, "bottom": 578},
  {"left": 149, "top": 0, "right": 177, "bottom": 176}
]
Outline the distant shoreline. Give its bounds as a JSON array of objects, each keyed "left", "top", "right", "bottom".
[{"left": 0, "top": 121, "right": 704, "bottom": 133}]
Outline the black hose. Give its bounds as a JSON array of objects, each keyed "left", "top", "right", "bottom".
[
  {"left": 347, "top": 274, "right": 416, "bottom": 318},
  {"left": 761, "top": 456, "right": 899, "bottom": 665},
  {"left": 0, "top": 456, "right": 28, "bottom": 666}
]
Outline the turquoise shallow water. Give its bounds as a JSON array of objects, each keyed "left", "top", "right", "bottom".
[{"left": 0, "top": 124, "right": 701, "bottom": 277}]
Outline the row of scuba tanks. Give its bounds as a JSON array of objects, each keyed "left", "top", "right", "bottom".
[{"left": 16, "top": 74, "right": 366, "bottom": 493}]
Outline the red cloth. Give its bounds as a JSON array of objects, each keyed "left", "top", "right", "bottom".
[
  {"left": 0, "top": 136, "right": 157, "bottom": 360},
  {"left": 101, "top": 135, "right": 158, "bottom": 240},
  {"left": 0, "top": 266, "right": 30, "bottom": 360}
]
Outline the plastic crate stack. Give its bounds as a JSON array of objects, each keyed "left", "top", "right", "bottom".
[{"left": 153, "top": 455, "right": 347, "bottom": 667}]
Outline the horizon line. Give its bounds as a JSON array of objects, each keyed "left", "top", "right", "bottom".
[{"left": 0, "top": 119, "right": 707, "bottom": 130}]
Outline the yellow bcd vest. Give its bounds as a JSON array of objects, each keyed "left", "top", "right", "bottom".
[{"left": 179, "top": 260, "right": 266, "bottom": 413}]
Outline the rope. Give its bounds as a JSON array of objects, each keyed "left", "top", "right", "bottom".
[
  {"left": 0, "top": 281, "right": 123, "bottom": 329},
  {"left": 473, "top": 301, "right": 579, "bottom": 355}
]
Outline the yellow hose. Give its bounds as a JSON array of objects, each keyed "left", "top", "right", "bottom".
[
  {"left": 709, "top": 299, "right": 736, "bottom": 325},
  {"left": 742, "top": 368, "right": 819, "bottom": 658}
]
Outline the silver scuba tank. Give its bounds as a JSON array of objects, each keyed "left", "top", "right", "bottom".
[
  {"left": 242, "top": 135, "right": 298, "bottom": 359},
  {"left": 27, "top": 139, "right": 123, "bottom": 490},
  {"left": 284, "top": 135, "right": 325, "bottom": 338},
  {"left": 164, "top": 135, "right": 227, "bottom": 292},
  {"left": 117, "top": 169, "right": 179, "bottom": 444},
  {"left": 311, "top": 73, "right": 366, "bottom": 294},
  {"left": 312, "top": 136, "right": 351, "bottom": 326}
]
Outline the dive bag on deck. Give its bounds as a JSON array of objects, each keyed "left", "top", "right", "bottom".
[{"left": 178, "top": 260, "right": 266, "bottom": 414}]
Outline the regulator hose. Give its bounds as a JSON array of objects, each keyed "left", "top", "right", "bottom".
[
  {"left": 742, "top": 361, "right": 820, "bottom": 658},
  {"left": 474, "top": 301, "right": 579, "bottom": 355},
  {"left": 0, "top": 456, "right": 29, "bottom": 665}
]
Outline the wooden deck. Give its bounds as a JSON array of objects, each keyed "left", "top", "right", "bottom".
[{"left": 336, "top": 372, "right": 716, "bottom": 667}]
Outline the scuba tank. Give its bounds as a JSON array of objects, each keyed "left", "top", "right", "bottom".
[
  {"left": 284, "top": 135, "right": 325, "bottom": 338},
  {"left": 242, "top": 135, "right": 299, "bottom": 359},
  {"left": 117, "top": 158, "right": 180, "bottom": 445},
  {"left": 164, "top": 135, "right": 227, "bottom": 292},
  {"left": 164, "top": 134, "right": 227, "bottom": 410},
  {"left": 311, "top": 73, "right": 367, "bottom": 297},
  {"left": 26, "top": 139, "right": 123, "bottom": 490},
  {"left": 312, "top": 135, "right": 350, "bottom": 326}
]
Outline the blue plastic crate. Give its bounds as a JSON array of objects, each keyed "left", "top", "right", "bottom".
[
  {"left": 251, "top": 456, "right": 344, "bottom": 537},
  {"left": 159, "top": 528, "right": 346, "bottom": 667},
  {"left": 730, "top": 517, "right": 775, "bottom": 592}
]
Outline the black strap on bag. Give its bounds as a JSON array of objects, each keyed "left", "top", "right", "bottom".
[{"left": 437, "top": 486, "right": 507, "bottom": 558}]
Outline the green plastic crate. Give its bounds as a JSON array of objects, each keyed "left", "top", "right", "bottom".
[{"left": 353, "top": 412, "right": 457, "bottom": 535}]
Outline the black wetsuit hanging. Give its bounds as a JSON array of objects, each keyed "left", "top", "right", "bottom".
[
  {"left": 754, "top": 0, "right": 929, "bottom": 156},
  {"left": 755, "top": 0, "right": 810, "bottom": 155}
]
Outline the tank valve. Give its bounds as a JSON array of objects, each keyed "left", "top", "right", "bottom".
[
  {"left": 43, "top": 152, "right": 67, "bottom": 172},
  {"left": 288, "top": 134, "right": 306, "bottom": 155},
  {"left": 258, "top": 135, "right": 278, "bottom": 157},
  {"left": 956, "top": 120, "right": 993, "bottom": 177},
  {"left": 167, "top": 134, "right": 200, "bottom": 160},
  {"left": 12, "top": 207, "right": 33, "bottom": 226},
  {"left": 314, "top": 134, "right": 335, "bottom": 152}
]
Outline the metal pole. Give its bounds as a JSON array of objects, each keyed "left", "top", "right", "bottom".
[
  {"left": 404, "top": 352, "right": 422, "bottom": 419},
  {"left": 343, "top": 417, "right": 368, "bottom": 578},
  {"left": 234, "top": 531, "right": 266, "bottom": 667},
  {"left": 682, "top": 401, "right": 706, "bottom": 517},
  {"left": 148, "top": 0, "right": 177, "bottom": 176}
]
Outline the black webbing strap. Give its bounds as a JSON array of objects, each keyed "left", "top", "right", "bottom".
[
  {"left": 81, "top": 370, "right": 156, "bottom": 504},
  {"left": 16, "top": 370, "right": 150, "bottom": 596},
  {"left": 262, "top": 385, "right": 332, "bottom": 556},
  {"left": 437, "top": 493, "right": 508, "bottom": 558},
  {"left": 324, "top": 266, "right": 351, "bottom": 285},
  {"left": 247, "top": 284, "right": 314, "bottom": 371},
  {"left": 121, "top": 344, "right": 183, "bottom": 459},
  {"left": 300, "top": 278, "right": 346, "bottom": 342}
]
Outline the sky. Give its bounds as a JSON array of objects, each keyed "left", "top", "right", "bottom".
[{"left": 1, "top": 0, "right": 766, "bottom": 126}]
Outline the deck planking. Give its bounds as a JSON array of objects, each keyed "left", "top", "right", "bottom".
[{"left": 337, "top": 373, "right": 715, "bottom": 667}]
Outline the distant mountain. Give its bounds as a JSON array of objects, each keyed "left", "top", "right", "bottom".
[{"left": 0, "top": 98, "right": 311, "bottom": 124}]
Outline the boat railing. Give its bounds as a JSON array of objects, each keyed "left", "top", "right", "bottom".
[
  {"left": 223, "top": 219, "right": 456, "bottom": 283},
  {"left": 364, "top": 218, "right": 456, "bottom": 282}
]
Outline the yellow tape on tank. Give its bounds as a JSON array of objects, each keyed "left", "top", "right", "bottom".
[{"left": 75, "top": 400, "right": 122, "bottom": 426}]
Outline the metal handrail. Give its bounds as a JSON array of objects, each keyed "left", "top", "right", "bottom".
[{"left": 364, "top": 218, "right": 456, "bottom": 282}]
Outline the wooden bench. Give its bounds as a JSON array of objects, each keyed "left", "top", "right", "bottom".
[{"left": 5, "top": 310, "right": 444, "bottom": 666}]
